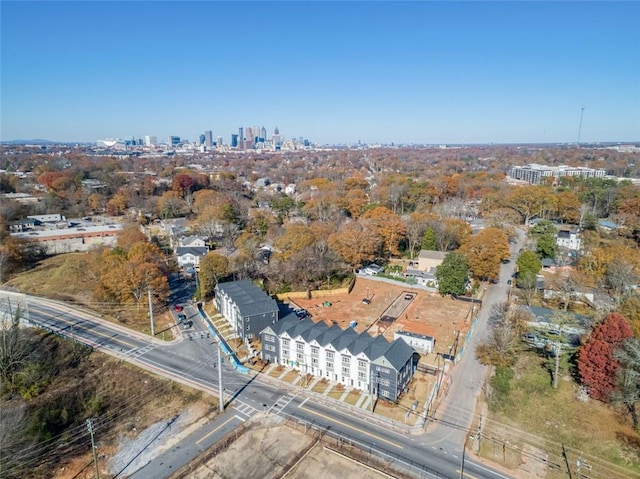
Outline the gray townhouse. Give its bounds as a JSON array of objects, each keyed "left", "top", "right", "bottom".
[
  {"left": 261, "top": 316, "right": 418, "bottom": 402},
  {"left": 214, "top": 280, "right": 279, "bottom": 342}
]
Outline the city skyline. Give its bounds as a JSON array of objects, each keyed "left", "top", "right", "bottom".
[{"left": 2, "top": 1, "right": 639, "bottom": 145}]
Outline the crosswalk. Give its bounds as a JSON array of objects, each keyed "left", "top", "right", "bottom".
[
  {"left": 233, "top": 401, "right": 259, "bottom": 419},
  {"left": 268, "top": 392, "right": 298, "bottom": 415},
  {"left": 120, "top": 344, "right": 155, "bottom": 359}
]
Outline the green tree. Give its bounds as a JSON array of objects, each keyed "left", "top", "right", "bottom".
[
  {"left": 422, "top": 227, "right": 437, "bottom": 251},
  {"left": 199, "top": 252, "right": 230, "bottom": 299},
  {"left": 529, "top": 220, "right": 557, "bottom": 259},
  {"left": 435, "top": 252, "right": 469, "bottom": 296},
  {"left": 516, "top": 251, "right": 542, "bottom": 283}
]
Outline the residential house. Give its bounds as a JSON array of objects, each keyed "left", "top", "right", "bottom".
[
  {"left": 394, "top": 331, "right": 435, "bottom": 354},
  {"left": 556, "top": 229, "right": 581, "bottom": 251},
  {"left": 417, "top": 250, "right": 446, "bottom": 274},
  {"left": 175, "top": 246, "right": 207, "bottom": 269},
  {"left": 178, "top": 235, "right": 206, "bottom": 248},
  {"left": 360, "top": 264, "right": 383, "bottom": 276},
  {"left": 261, "top": 316, "right": 418, "bottom": 401},
  {"left": 215, "top": 280, "right": 279, "bottom": 342}
]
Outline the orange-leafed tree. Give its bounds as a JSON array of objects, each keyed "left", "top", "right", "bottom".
[
  {"left": 274, "top": 224, "right": 316, "bottom": 262},
  {"left": 327, "top": 221, "right": 381, "bottom": 270},
  {"left": 361, "top": 206, "right": 406, "bottom": 257},
  {"left": 459, "top": 227, "right": 510, "bottom": 282},
  {"left": 578, "top": 312, "right": 633, "bottom": 401},
  {"left": 505, "top": 185, "right": 554, "bottom": 225}
]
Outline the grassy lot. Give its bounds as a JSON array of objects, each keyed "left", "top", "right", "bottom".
[
  {"left": 344, "top": 390, "right": 362, "bottom": 406},
  {"left": 327, "top": 384, "right": 347, "bottom": 400},
  {"left": 312, "top": 379, "right": 331, "bottom": 394},
  {"left": 480, "top": 351, "right": 640, "bottom": 478},
  {"left": 3, "top": 253, "right": 176, "bottom": 340}
]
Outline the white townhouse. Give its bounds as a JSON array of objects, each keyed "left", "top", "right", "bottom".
[{"left": 261, "top": 316, "right": 418, "bottom": 402}]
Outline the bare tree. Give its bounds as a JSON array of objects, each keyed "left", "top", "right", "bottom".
[{"left": 613, "top": 338, "right": 640, "bottom": 429}]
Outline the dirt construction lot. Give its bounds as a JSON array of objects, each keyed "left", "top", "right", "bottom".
[
  {"left": 288, "top": 277, "right": 474, "bottom": 355},
  {"left": 184, "top": 419, "right": 389, "bottom": 479}
]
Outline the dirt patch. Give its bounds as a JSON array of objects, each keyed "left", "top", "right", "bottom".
[
  {"left": 288, "top": 277, "right": 472, "bottom": 353},
  {"left": 286, "top": 445, "right": 390, "bottom": 479}
]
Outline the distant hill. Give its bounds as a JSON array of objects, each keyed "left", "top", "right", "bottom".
[{"left": 0, "top": 139, "right": 87, "bottom": 145}]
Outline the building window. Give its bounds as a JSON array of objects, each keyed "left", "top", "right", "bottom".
[
  {"left": 326, "top": 351, "right": 334, "bottom": 359},
  {"left": 296, "top": 342, "right": 304, "bottom": 351},
  {"left": 376, "top": 366, "right": 390, "bottom": 375},
  {"left": 282, "top": 349, "right": 289, "bottom": 357},
  {"left": 264, "top": 334, "right": 275, "bottom": 342},
  {"left": 358, "top": 371, "right": 367, "bottom": 380},
  {"left": 264, "top": 344, "right": 276, "bottom": 352},
  {"left": 358, "top": 360, "right": 367, "bottom": 371},
  {"left": 342, "top": 366, "right": 350, "bottom": 375},
  {"left": 379, "top": 378, "right": 390, "bottom": 387},
  {"left": 282, "top": 338, "right": 290, "bottom": 347},
  {"left": 326, "top": 361, "right": 334, "bottom": 371},
  {"left": 341, "top": 355, "right": 351, "bottom": 366},
  {"left": 311, "top": 346, "right": 319, "bottom": 356},
  {"left": 381, "top": 390, "right": 390, "bottom": 398},
  {"left": 311, "top": 357, "right": 319, "bottom": 366},
  {"left": 297, "top": 353, "right": 304, "bottom": 363}
]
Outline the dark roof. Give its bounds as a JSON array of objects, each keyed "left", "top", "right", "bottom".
[
  {"left": 330, "top": 328, "right": 359, "bottom": 351},
  {"left": 347, "top": 333, "right": 376, "bottom": 356},
  {"left": 175, "top": 246, "right": 208, "bottom": 257},
  {"left": 283, "top": 320, "right": 316, "bottom": 340},
  {"left": 300, "top": 321, "right": 328, "bottom": 343},
  {"left": 265, "top": 316, "right": 298, "bottom": 336},
  {"left": 375, "top": 338, "right": 415, "bottom": 370},
  {"left": 364, "top": 335, "right": 393, "bottom": 361},
  {"left": 314, "top": 324, "right": 344, "bottom": 347},
  {"left": 396, "top": 330, "right": 434, "bottom": 341},
  {"left": 216, "top": 280, "right": 278, "bottom": 317}
]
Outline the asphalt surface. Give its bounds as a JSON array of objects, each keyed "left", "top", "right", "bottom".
[{"left": 0, "top": 238, "right": 524, "bottom": 479}]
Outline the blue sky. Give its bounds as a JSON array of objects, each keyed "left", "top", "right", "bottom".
[{"left": 2, "top": 1, "right": 639, "bottom": 144}]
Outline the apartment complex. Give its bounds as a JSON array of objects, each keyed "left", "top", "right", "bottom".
[
  {"left": 214, "top": 280, "right": 279, "bottom": 342},
  {"left": 509, "top": 164, "right": 606, "bottom": 184},
  {"left": 261, "top": 316, "right": 417, "bottom": 401}
]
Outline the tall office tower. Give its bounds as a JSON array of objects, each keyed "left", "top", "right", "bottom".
[
  {"left": 245, "top": 127, "right": 253, "bottom": 142},
  {"left": 216, "top": 136, "right": 223, "bottom": 146},
  {"left": 144, "top": 135, "right": 157, "bottom": 146},
  {"left": 231, "top": 134, "right": 238, "bottom": 147},
  {"left": 168, "top": 136, "right": 181, "bottom": 146},
  {"left": 199, "top": 134, "right": 206, "bottom": 145},
  {"left": 238, "top": 127, "right": 244, "bottom": 149},
  {"left": 272, "top": 126, "right": 281, "bottom": 145},
  {"left": 204, "top": 130, "right": 213, "bottom": 147},
  {"left": 260, "top": 126, "right": 267, "bottom": 141}
]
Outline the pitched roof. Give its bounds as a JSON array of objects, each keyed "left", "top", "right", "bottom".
[
  {"left": 216, "top": 280, "right": 278, "bottom": 317},
  {"left": 374, "top": 338, "right": 415, "bottom": 370},
  {"left": 300, "top": 321, "right": 328, "bottom": 343},
  {"left": 418, "top": 250, "right": 447, "bottom": 260},
  {"left": 314, "top": 324, "right": 344, "bottom": 347},
  {"left": 265, "top": 316, "right": 299, "bottom": 336},
  {"left": 175, "top": 246, "right": 208, "bottom": 257},
  {"left": 330, "top": 328, "right": 359, "bottom": 352},
  {"left": 364, "top": 335, "right": 393, "bottom": 361},
  {"left": 347, "top": 333, "right": 376, "bottom": 356},
  {"left": 284, "top": 319, "right": 316, "bottom": 340}
]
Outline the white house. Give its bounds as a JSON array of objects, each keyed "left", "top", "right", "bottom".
[
  {"left": 175, "top": 246, "right": 207, "bottom": 269},
  {"left": 556, "top": 229, "right": 581, "bottom": 251},
  {"left": 394, "top": 331, "right": 435, "bottom": 354}
]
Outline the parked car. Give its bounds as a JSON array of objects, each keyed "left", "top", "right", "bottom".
[
  {"left": 362, "top": 298, "right": 371, "bottom": 305},
  {"left": 294, "top": 309, "right": 309, "bottom": 318},
  {"left": 177, "top": 313, "right": 187, "bottom": 322},
  {"left": 182, "top": 320, "right": 192, "bottom": 329},
  {"left": 174, "top": 305, "right": 184, "bottom": 312},
  {"left": 404, "top": 294, "right": 413, "bottom": 300}
]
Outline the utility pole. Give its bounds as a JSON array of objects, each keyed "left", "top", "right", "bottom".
[
  {"left": 147, "top": 289, "right": 155, "bottom": 337},
  {"left": 553, "top": 342, "right": 561, "bottom": 389},
  {"left": 562, "top": 444, "right": 574, "bottom": 479},
  {"left": 576, "top": 106, "right": 585, "bottom": 147},
  {"left": 460, "top": 434, "right": 468, "bottom": 479},
  {"left": 218, "top": 342, "right": 224, "bottom": 412},
  {"left": 87, "top": 419, "right": 100, "bottom": 479}
]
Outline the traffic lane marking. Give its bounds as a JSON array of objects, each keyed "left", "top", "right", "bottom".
[
  {"left": 299, "top": 406, "right": 404, "bottom": 449},
  {"left": 457, "top": 470, "right": 479, "bottom": 479},
  {"left": 33, "top": 309, "right": 139, "bottom": 349},
  {"left": 196, "top": 416, "right": 239, "bottom": 445},
  {"left": 465, "top": 461, "right": 514, "bottom": 479}
]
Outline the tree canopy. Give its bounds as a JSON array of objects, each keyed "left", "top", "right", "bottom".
[{"left": 435, "top": 251, "right": 469, "bottom": 296}]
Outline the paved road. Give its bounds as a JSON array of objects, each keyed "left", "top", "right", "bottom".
[
  {"left": 0, "top": 271, "right": 519, "bottom": 479},
  {"left": 427, "top": 228, "right": 526, "bottom": 451}
]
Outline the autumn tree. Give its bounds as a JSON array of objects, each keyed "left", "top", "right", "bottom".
[
  {"left": 435, "top": 252, "right": 469, "bottom": 296},
  {"left": 274, "top": 224, "right": 316, "bottom": 262},
  {"left": 578, "top": 312, "right": 633, "bottom": 401},
  {"left": 361, "top": 206, "right": 406, "bottom": 257},
  {"left": 459, "top": 227, "right": 510, "bottom": 282},
  {"left": 199, "top": 252, "right": 230, "bottom": 299},
  {"left": 505, "top": 185, "right": 553, "bottom": 225},
  {"left": 327, "top": 221, "right": 381, "bottom": 269},
  {"left": 476, "top": 302, "right": 526, "bottom": 367}
]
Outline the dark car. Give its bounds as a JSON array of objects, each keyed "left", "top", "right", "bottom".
[
  {"left": 294, "top": 309, "right": 309, "bottom": 318},
  {"left": 182, "top": 320, "right": 192, "bottom": 329},
  {"left": 362, "top": 298, "right": 371, "bottom": 305},
  {"left": 177, "top": 313, "right": 187, "bottom": 322},
  {"left": 174, "top": 305, "right": 184, "bottom": 312}
]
